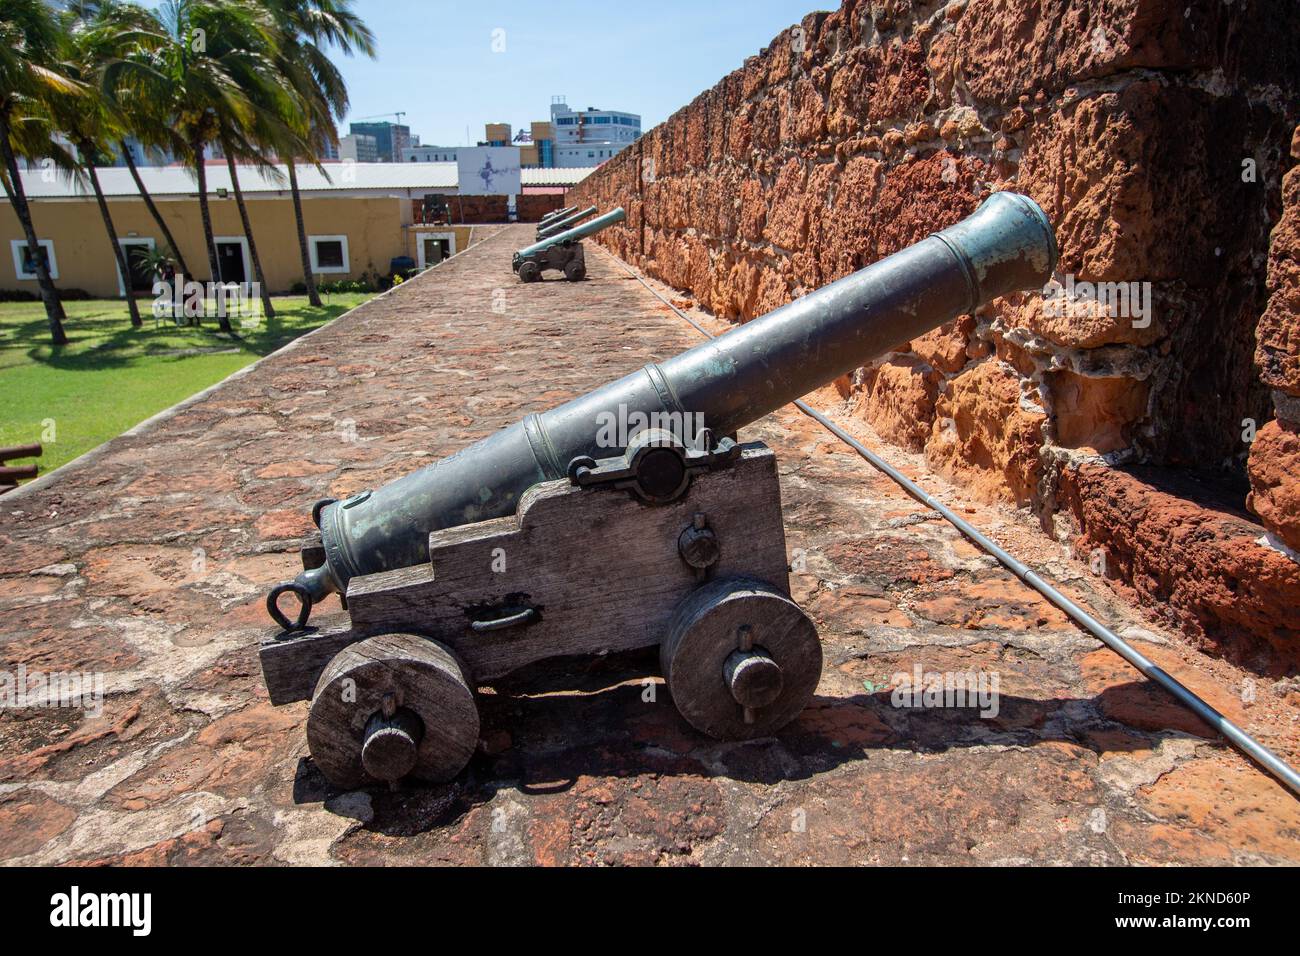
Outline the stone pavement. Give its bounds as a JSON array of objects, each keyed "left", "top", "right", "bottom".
[{"left": 2, "top": 225, "right": 1298, "bottom": 866}]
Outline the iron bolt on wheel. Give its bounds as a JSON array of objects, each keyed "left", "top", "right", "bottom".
[
  {"left": 564, "top": 260, "right": 586, "bottom": 282},
  {"left": 307, "top": 633, "right": 478, "bottom": 789},
  {"left": 660, "top": 576, "right": 822, "bottom": 740},
  {"left": 518, "top": 260, "right": 542, "bottom": 283}
]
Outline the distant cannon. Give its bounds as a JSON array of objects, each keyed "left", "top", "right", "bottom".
[
  {"left": 535, "top": 205, "right": 597, "bottom": 240},
  {"left": 538, "top": 204, "right": 577, "bottom": 227},
  {"left": 0, "top": 443, "right": 41, "bottom": 495},
  {"left": 513, "top": 207, "right": 627, "bottom": 282}
]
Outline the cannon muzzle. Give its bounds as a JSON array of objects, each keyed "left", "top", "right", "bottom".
[
  {"left": 272, "top": 192, "right": 1056, "bottom": 627},
  {"left": 536, "top": 205, "right": 598, "bottom": 240}
]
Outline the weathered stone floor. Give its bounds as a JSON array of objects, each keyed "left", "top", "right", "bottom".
[{"left": 2, "top": 224, "right": 1298, "bottom": 866}]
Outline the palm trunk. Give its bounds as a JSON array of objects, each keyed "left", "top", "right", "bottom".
[
  {"left": 120, "top": 139, "right": 191, "bottom": 277},
  {"left": 191, "top": 135, "right": 229, "bottom": 332},
  {"left": 0, "top": 111, "right": 67, "bottom": 344},
  {"left": 83, "top": 150, "right": 142, "bottom": 328},
  {"left": 222, "top": 144, "right": 275, "bottom": 320},
  {"left": 286, "top": 159, "right": 321, "bottom": 306}
]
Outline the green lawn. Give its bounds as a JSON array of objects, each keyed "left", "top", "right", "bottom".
[{"left": 0, "top": 292, "right": 371, "bottom": 475}]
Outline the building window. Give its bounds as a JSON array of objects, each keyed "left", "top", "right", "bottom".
[
  {"left": 309, "top": 235, "right": 350, "bottom": 274},
  {"left": 10, "top": 239, "right": 58, "bottom": 280}
]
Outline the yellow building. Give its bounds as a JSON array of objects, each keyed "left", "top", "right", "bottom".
[{"left": 2, "top": 162, "right": 590, "bottom": 297}]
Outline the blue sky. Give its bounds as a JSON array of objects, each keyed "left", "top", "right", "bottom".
[{"left": 333, "top": 0, "right": 822, "bottom": 146}]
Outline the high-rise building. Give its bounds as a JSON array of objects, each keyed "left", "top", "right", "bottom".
[
  {"left": 472, "top": 122, "right": 558, "bottom": 167},
  {"left": 402, "top": 145, "right": 462, "bottom": 162},
  {"left": 548, "top": 97, "right": 640, "bottom": 167},
  {"left": 348, "top": 121, "right": 410, "bottom": 162},
  {"left": 522, "top": 122, "right": 555, "bottom": 168},
  {"left": 339, "top": 133, "right": 378, "bottom": 163},
  {"left": 396, "top": 117, "right": 566, "bottom": 169}
]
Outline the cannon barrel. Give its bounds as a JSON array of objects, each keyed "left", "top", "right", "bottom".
[
  {"left": 515, "top": 207, "right": 627, "bottom": 270},
  {"left": 539, "top": 204, "right": 578, "bottom": 225},
  {"left": 535, "top": 205, "right": 598, "bottom": 239},
  {"left": 280, "top": 192, "right": 1057, "bottom": 617}
]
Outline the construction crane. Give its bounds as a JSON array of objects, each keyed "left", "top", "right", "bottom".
[{"left": 353, "top": 111, "right": 406, "bottom": 124}]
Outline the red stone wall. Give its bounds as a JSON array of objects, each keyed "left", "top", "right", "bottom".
[
  {"left": 1248, "top": 126, "right": 1300, "bottom": 555},
  {"left": 517, "top": 193, "right": 567, "bottom": 223},
  {"left": 567, "top": 0, "right": 1300, "bottom": 667},
  {"left": 451, "top": 194, "right": 508, "bottom": 224}
]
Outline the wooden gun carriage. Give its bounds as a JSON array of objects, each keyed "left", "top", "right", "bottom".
[{"left": 261, "top": 434, "right": 820, "bottom": 787}]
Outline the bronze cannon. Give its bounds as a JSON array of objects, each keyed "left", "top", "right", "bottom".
[{"left": 262, "top": 192, "right": 1058, "bottom": 788}]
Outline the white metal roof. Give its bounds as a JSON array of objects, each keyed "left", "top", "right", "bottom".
[
  {"left": 526, "top": 166, "right": 596, "bottom": 186},
  {"left": 6, "top": 161, "right": 594, "bottom": 199}
]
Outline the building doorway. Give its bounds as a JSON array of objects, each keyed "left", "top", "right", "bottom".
[
  {"left": 117, "top": 238, "right": 156, "bottom": 295},
  {"left": 418, "top": 233, "right": 455, "bottom": 269},
  {"left": 214, "top": 238, "right": 249, "bottom": 284}
]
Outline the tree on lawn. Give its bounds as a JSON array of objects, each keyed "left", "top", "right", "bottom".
[
  {"left": 101, "top": 4, "right": 195, "bottom": 281},
  {"left": 0, "top": 0, "right": 81, "bottom": 344},
  {"left": 266, "top": 0, "right": 375, "bottom": 307},
  {"left": 49, "top": 1, "right": 173, "bottom": 329},
  {"left": 107, "top": 0, "right": 282, "bottom": 333}
]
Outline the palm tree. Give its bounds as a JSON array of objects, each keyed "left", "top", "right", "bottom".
[
  {"left": 70, "top": 4, "right": 181, "bottom": 274},
  {"left": 117, "top": 139, "right": 194, "bottom": 278},
  {"left": 266, "top": 0, "right": 375, "bottom": 307},
  {"left": 107, "top": 0, "right": 280, "bottom": 333},
  {"left": 218, "top": 130, "right": 280, "bottom": 319},
  {"left": 106, "top": 58, "right": 194, "bottom": 278},
  {"left": 48, "top": 1, "right": 166, "bottom": 329},
  {"left": 0, "top": 0, "right": 80, "bottom": 344},
  {"left": 193, "top": 0, "right": 294, "bottom": 321}
]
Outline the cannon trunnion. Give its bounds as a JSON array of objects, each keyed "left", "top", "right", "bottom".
[{"left": 260, "top": 440, "right": 821, "bottom": 788}]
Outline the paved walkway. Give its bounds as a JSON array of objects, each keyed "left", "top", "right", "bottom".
[{"left": 2, "top": 225, "right": 1297, "bottom": 865}]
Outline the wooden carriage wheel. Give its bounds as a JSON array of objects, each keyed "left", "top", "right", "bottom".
[
  {"left": 660, "top": 576, "right": 822, "bottom": 740},
  {"left": 307, "top": 633, "right": 479, "bottom": 789}
]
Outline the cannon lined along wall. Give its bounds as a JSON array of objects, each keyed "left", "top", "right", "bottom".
[
  {"left": 537, "top": 204, "right": 577, "bottom": 226},
  {"left": 536, "top": 205, "right": 597, "bottom": 240},
  {"left": 513, "top": 206, "right": 628, "bottom": 282},
  {"left": 262, "top": 192, "right": 1058, "bottom": 789}
]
